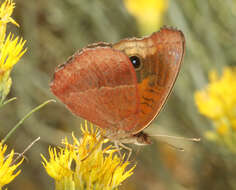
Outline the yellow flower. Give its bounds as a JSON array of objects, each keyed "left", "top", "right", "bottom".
[
  {"left": 216, "top": 123, "right": 229, "bottom": 136},
  {"left": 41, "top": 146, "right": 74, "bottom": 190},
  {"left": 0, "top": 0, "right": 27, "bottom": 104},
  {"left": 0, "top": 0, "right": 19, "bottom": 45},
  {"left": 195, "top": 67, "right": 236, "bottom": 120},
  {"left": 123, "top": 0, "right": 168, "bottom": 35},
  {"left": 42, "top": 122, "right": 135, "bottom": 190},
  {"left": 0, "top": 34, "right": 26, "bottom": 72},
  {"left": 0, "top": 142, "right": 23, "bottom": 189},
  {"left": 41, "top": 147, "right": 73, "bottom": 181},
  {"left": 195, "top": 67, "right": 236, "bottom": 153}
]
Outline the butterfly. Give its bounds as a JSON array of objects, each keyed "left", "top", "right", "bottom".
[{"left": 50, "top": 27, "right": 185, "bottom": 146}]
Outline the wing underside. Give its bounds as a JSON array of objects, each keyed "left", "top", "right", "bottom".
[{"left": 51, "top": 46, "right": 140, "bottom": 132}]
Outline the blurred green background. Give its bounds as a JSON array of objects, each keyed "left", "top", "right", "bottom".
[{"left": 1, "top": 0, "right": 236, "bottom": 189}]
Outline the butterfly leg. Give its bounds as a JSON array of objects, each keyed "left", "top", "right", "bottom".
[
  {"left": 118, "top": 143, "right": 132, "bottom": 161},
  {"left": 114, "top": 141, "right": 122, "bottom": 157}
]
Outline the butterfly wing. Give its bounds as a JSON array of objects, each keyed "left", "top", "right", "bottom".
[
  {"left": 113, "top": 27, "right": 185, "bottom": 134},
  {"left": 50, "top": 46, "right": 140, "bottom": 131}
]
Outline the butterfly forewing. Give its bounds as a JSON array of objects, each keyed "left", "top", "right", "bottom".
[{"left": 113, "top": 28, "right": 185, "bottom": 134}]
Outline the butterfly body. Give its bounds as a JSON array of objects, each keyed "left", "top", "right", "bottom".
[{"left": 51, "top": 27, "right": 185, "bottom": 145}]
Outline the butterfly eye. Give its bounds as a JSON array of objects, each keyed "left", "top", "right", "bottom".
[{"left": 129, "top": 55, "right": 142, "bottom": 70}]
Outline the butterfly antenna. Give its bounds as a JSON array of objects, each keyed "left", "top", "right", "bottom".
[{"left": 150, "top": 134, "right": 200, "bottom": 142}]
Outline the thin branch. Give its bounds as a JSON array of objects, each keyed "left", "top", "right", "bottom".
[
  {"left": 2, "top": 99, "right": 56, "bottom": 143},
  {"left": 11, "top": 137, "right": 41, "bottom": 165},
  {"left": 0, "top": 97, "right": 17, "bottom": 108}
]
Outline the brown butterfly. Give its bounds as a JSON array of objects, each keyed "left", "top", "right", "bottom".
[{"left": 50, "top": 27, "right": 185, "bottom": 146}]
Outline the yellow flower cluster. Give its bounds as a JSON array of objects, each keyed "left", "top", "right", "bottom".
[
  {"left": 0, "top": 1, "right": 25, "bottom": 189},
  {"left": 0, "top": 0, "right": 26, "bottom": 104},
  {"left": 0, "top": 142, "right": 23, "bottom": 189},
  {"left": 195, "top": 67, "right": 236, "bottom": 152},
  {"left": 123, "top": 0, "right": 168, "bottom": 35},
  {"left": 42, "top": 122, "right": 135, "bottom": 190}
]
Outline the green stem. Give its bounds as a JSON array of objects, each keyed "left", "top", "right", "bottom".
[
  {"left": 0, "top": 97, "right": 17, "bottom": 108},
  {"left": 2, "top": 99, "right": 56, "bottom": 143}
]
